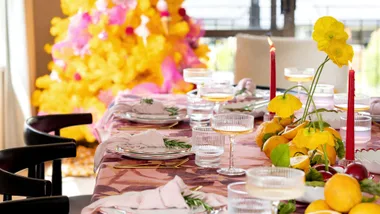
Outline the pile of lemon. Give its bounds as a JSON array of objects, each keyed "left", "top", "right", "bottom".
[
  {"left": 306, "top": 173, "right": 380, "bottom": 214},
  {"left": 256, "top": 116, "right": 339, "bottom": 172}
]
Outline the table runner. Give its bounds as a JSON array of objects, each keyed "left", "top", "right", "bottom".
[{"left": 92, "top": 94, "right": 380, "bottom": 213}]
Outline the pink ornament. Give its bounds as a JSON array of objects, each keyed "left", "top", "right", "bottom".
[
  {"left": 160, "top": 11, "right": 170, "bottom": 17},
  {"left": 74, "top": 72, "right": 82, "bottom": 81},
  {"left": 156, "top": 0, "right": 168, "bottom": 12},
  {"left": 125, "top": 26, "right": 134, "bottom": 35}
]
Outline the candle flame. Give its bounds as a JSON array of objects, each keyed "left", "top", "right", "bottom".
[{"left": 267, "top": 37, "right": 273, "bottom": 46}]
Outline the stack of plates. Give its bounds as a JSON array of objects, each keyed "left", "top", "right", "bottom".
[
  {"left": 108, "top": 137, "right": 193, "bottom": 160},
  {"left": 119, "top": 112, "right": 188, "bottom": 125}
]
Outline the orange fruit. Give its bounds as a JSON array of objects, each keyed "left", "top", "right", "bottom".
[
  {"left": 317, "top": 144, "right": 337, "bottom": 165},
  {"left": 349, "top": 203, "right": 380, "bottom": 214},
  {"left": 305, "top": 200, "right": 333, "bottom": 213},
  {"left": 308, "top": 211, "right": 341, "bottom": 214},
  {"left": 255, "top": 121, "right": 284, "bottom": 149},
  {"left": 289, "top": 141, "right": 308, "bottom": 157},
  {"left": 281, "top": 121, "right": 309, "bottom": 140},
  {"left": 272, "top": 115, "right": 295, "bottom": 127},
  {"left": 324, "top": 173, "right": 362, "bottom": 213},
  {"left": 262, "top": 136, "right": 289, "bottom": 158}
]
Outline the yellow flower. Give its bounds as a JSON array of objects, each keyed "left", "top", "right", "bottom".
[
  {"left": 267, "top": 94, "right": 302, "bottom": 118},
  {"left": 293, "top": 128, "right": 315, "bottom": 149},
  {"left": 312, "top": 16, "right": 348, "bottom": 51},
  {"left": 326, "top": 42, "right": 354, "bottom": 67},
  {"left": 293, "top": 128, "right": 335, "bottom": 150}
]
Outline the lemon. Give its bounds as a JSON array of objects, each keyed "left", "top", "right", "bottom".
[
  {"left": 281, "top": 121, "right": 309, "bottom": 140},
  {"left": 289, "top": 141, "right": 308, "bottom": 157},
  {"left": 290, "top": 155, "right": 310, "bottom": 171},
  {"left": 305, "top": 200, "right": 333, "bottom": 213},
  {"left": 262, "top": 136, "right": 289, "bottom": 158},
  {"left": 317, "top": 144, "right": 337, "bottom": 165},
  {"left": 308, "top": 211, "right": 341, "bottom": 214},
  {"left": 349, "top": 203, "right": 380, "bottom": 214},
  {"left": 272, "top": 115, "right": 295, "bottom": 127},
  {"left": 324, "top": 173, "right": 362, "bottom": 213},
  {"left": 325, "top": 127, "right": 342, "bottom": 140},
  {"left": 255, "top": 121, "right": 284, "bottom": 149}
]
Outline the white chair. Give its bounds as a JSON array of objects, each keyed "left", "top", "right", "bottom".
[{"left": 235, "top": 34, "right": 349, "bottom": 93}]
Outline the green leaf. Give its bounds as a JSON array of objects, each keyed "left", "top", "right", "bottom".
[
  {"left": 164, "top": 107, "right": 179, "bottom": 116},
  {"left": 360, "top": 179, "right": 380, "bottom": 196},
  {"left": 140, "top": 98, "right": 154, "bottom": 104},
  {"left": 306, "top": 181, "right": 325, "bottom": 187},
  {"left": 310, "top": 153, "right": 326, "bottom": 166},
  {"left": 362, "top": 195, "right": 378, "bottom": 203},
  {"left": 305, "top": 168, "right": 324, "bottom": 182},
  {"left": 335, "top": 138, "right": 345, "bottom": 159},
  {"left": 183, "top": 195, "right": 213, "bottom": 211},
  {"left": 164, "top": 138, "right": 192, "bottom": 149},
  {"left": 270, "top": 144, "right": 290, "bottom": 167},
  {"left": 307, "top": 121, "right": 331, "bottom": 129},
  {"left": 278, "top": 200, "right": 296, "bottom": 214},
  {"left": 261, "top": 133, "right": 275, "bottom": 150}
]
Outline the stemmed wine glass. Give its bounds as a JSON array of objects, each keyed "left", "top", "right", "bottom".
[
  {"left": 284, "top": 67, "right": 315, "bottom": 98},
  {"left": 199, "top": 80, "right": 235, "bottom": 113},
  {"left": 246, "top": 167, "right": 305, "bottom": 213},
  {"left": 183, "top": 68, "right": 213, "bottom": 97},
  {"left": 211, "top": 113, "right": 254, "bottom": 176}
]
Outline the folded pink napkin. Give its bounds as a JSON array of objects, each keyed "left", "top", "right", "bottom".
[{"left": 81, "top": 176, "right": 227, "bottom": 214}]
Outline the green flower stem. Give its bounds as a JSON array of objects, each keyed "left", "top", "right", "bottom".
[
  {"left": 301, "top": 56, "right": 330, "bottom": 123},
  {"left": 322, "top": 144, "right": 329, "bottom": 171},
  {"left": 282, "top": 85, "right": 321, "bottom": 127}
]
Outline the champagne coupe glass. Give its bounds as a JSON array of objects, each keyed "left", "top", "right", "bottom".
[
  {"left": 183, "top": 68, "right": 213, "bottom": 97},
  {"left": 211, "top": 113, "right": 254, "bottom": 176},
  {"left": 284, "top": 67, "right": 315, "bottom": 98},
  {"left": 246, "top": 167, "right": 305, "bottom": 213},
  {"left": 334, "top": 93, "right": 371, "bottom": 112},
  {"left": 199, "top": 80, "right": 235, "bottom": 113}
]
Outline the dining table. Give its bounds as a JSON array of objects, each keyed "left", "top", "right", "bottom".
[{"left": 91, "top": 93, "right": 380, "bottom": 214}]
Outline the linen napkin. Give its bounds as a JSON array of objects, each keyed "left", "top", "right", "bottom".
[
  {"left": 81, "top": 176, "right": 227, "bottom": 214},
  {"left": 93, "top": 130, "right": 165, "bottom": 171}
]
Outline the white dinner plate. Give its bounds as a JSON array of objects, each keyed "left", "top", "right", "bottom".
[{"left": 120, "top": 112, "right": 188, "bottom": 125}]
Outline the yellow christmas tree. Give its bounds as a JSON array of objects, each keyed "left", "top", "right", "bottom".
[{"left": 32, "top": 0, "right": 209, "bottom": 143}]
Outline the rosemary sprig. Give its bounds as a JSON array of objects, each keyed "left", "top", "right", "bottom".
[
  {"left": 183, "top": 194, "right": 213, "bottom": 212},
  {"left": 164, "top": 138, "right": 192, "bottom": 149},
  {"left": 140, "top": 98, "right": 154, "bottom": 104},
  {"left": 278, "top": 200, "right": 296, "bottom": 214},
  {"left": 360, "top": 179, "right": 380, "bottom": 196},
  {"left": 165, "top": 107, "right": 179, "bottom": 116}
]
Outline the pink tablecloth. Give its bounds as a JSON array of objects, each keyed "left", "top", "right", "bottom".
[{"left": 92, "top": 94, "right": 380, "bottom": 213}]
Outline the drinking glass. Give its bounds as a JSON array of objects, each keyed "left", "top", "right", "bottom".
[
  {"left": 246, "top": 167, "right": 305, "bottom": 213},
  {"left": 284, "top": 67, "right": 315, "bottom": 98},
  {"left": 199, "top": 80, "right": 235, "bottom": 113},
  {"left": 340, "top": 115, "right": 372, "bottom": 145},
  {"left": 211, "top": 113, "right": 254, "bottom": 176},
  {"left": 334, "top": 93, "right": 371, "bottom": 112},
  {"left": 191, "top": 127, "right": 225, "bottom": 168},
  {"left": 183, "top": 68, "right": 213, "bottom": 97},
  {"left": 228, "top": 182, "right": 272, "bottom": 214},
  {"left": 313, "top": 84, "right": 335, "bottom": 110},
  {"left": 187, "top": 93, "right": 214, "bottom": 127}
]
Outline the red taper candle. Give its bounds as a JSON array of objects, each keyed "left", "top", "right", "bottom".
[
  {"left": 268, "top": 37, "right": 276, "bottom": 100},
  {"left": 346, "top": 61, "right": 355, "bottom": 160}
]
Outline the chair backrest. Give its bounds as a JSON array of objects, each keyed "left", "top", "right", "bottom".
[
  {"left": 0, "top": 143, "right": 76, "bottom": 200},
  {"left": 24, "top": 113, "right": 93, "bottom": 146},
  {"left": 0, "top": 196, "right": 70, "bottom": 214},
  {"left": 235, "top": 34, "right": 349, "bottom": 93}
]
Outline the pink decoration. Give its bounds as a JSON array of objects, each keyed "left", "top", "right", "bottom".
[
  {"left": 74, "top": 72, "right": 82, "bottom": 81},
  {"left": 156, "top": 0, "right": 168, "bottom": 12},
  {"left": 125, "top": 26, "right": 134, "bottom": 35},
  {"left": 161, "top": 57, "right": 183, "bottom": 93},
  {"left": 108, "top": 5, "right": 127, "bottom": 25},
  {"left": 160, "top": 11, "right": 170, "bottom": 17},
  {"left": 131, "top": 83, "right": 161, "bottom": 94},
  {"left": 97, "top": 90, "right": 115, "bottom": 107},
  {"left": 112, "top": 0, "right": 137, "bottom": 9}
]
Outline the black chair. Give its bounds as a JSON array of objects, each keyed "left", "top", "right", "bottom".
[
  {"left": 0, "top": 143, "right": 76, "bottom": 213},
  {"left": 24, "top": 113, "right": 93, "bottom": 214}
]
